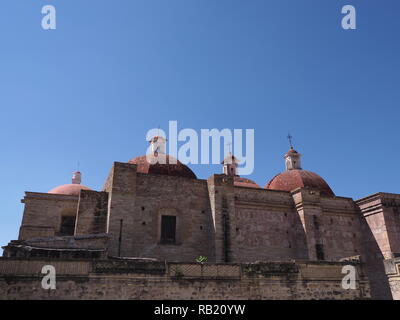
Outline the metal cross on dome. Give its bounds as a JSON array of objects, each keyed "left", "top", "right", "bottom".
[{"left": 287, "top": 133, "right": 293, "bottom": 149}]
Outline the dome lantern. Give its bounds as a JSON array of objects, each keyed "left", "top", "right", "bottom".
[
  {"left": 285, "top": 134, "right": 302, "bottom": 170},
  {"left": 285, "top": 147, "right": 302, "bottom": 171},
  {"left": 72, "top": 171, "right": 82, "bottom": 184},
  {"left": 222, "top": 152, "right": 239, "bottom": 176},
  {"left": 221, "top": 152, "right": 260, "bottom": 188},
  {"left": 48, "top": 170, "right": 92, "bottom": 196},
  {"left": 149, "top": 136, "right": 167, "bottom": 156}
]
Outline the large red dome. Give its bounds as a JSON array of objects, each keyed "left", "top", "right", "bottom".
[
  {"left": 48, "top": 184, "right": 92, "bottom": 196},
  {"left": 129, "top": 154, "right": 197, "bottom": 179},
  {"left": 265, "top": 169, "right": 334, "bottom": 196}
]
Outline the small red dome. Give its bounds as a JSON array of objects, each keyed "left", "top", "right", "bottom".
[
  {"left": 129, "top": 154, "right": 197, "bottom": 179},
  {"left": 234, "top": 177, "right": 260, "bottom": 189},
  {"left": 48, "top": 184, "right": 92, "bottom": 196},
  {"left": 265, "top": 169, "right": 334, "bottom": 196}
]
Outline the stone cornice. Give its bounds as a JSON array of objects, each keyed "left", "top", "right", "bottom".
[{"left": 22, "top": 192, "right": 79, "bottom": 203}]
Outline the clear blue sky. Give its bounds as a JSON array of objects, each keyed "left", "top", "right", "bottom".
[{"left": 1, "top": 1, "right": 399, "bottom": 251}]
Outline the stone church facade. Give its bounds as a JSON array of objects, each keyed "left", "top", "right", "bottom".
[{"left": 1, "top": 137, "right": 400, "bottom": 300}]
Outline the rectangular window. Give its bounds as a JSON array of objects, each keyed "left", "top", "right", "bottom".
[
  {"left": 316, "top": 244, "right": 325, "bottom": 261},
  {"left": 160, "top": 216, "right": 176, "bottom": 244},
  {"left": 60, "top": 216, "right": 76, "bottom": 236}
]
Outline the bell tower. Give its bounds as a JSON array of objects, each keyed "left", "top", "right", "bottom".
[{"left": 285, "top": 134, "right": 302, "bottom": 170}]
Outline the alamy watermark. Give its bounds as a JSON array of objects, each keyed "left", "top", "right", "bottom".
[
  {"left": 41, "top": 5, "right": 356, "bottom": 31},
  {"left": 145, "top": 121, "right": 255, "bottom": 175},
  {"left": 341, "top": 265, "right": 357, "bottom": 290},
  {"left": 41, "top": 265, "right": 56, "bottom": 290},
  {"left": 342, "top": 5, "right": 356, "bottom": 30},
  {"left": 41, "top": 5, "right": 56, "bottom": 30}
]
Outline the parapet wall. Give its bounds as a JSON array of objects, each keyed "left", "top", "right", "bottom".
[{"left": 0, "top": 258, "right": 371, "bottom": 300}]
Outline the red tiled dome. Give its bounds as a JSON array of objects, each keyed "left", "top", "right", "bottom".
[
  {"left": 129, "top": 154, "right": 197, "bottom": 179},
  {"left": 265, "top": 169, "right": 334, "bottom": 196},
  {"left": 48, "top": 184, "right": 92, "bottom": 196},
  {"left": 234, "top": 177, "right": 260, "bottom": 189}
]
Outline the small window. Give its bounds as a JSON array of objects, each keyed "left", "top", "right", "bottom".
[
  {"left": 316, "top": 244, "right": 325, "bottom": 261},
  {"left": 160, "top": 216, "right": 176, "bottom": 244},
  {"left": 60, "top": 216, "right": 75, "bottom": 236}
]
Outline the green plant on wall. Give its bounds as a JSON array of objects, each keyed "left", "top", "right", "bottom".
[{"left": 195, "top": 256, "right": 208, "bottom": 263}]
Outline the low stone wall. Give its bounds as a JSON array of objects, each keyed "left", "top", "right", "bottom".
[{"left": 0, "top": 258, "right": 371, "bottom": 300}]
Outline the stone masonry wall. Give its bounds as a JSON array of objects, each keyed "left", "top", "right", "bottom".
[
  {"left": 356, "top": 193, "right": 400, "bottom": 299},
  {"left": 104, "top": 162, "right": 214, "bottom": 262},
  {"left": 75, "top": 191, "right": 109, "bottom": 235},
  {"left": 19, "top": 192, "right": 79, "bottom": 240},
  {"left": 130, "top": 173, "right": 214, "bottom": 261},
  {"left": 101, "top": 165, "right": 368, "bottom": 264},
  {"left": 0, "top": 259, "right": 371, "bottom": 300},
  {"left": 317, "top": 197, "right": 363, "bottom": 261},
  {"left": 233, "top": 187, "right": 307, "bottom": 262},
  {"left": 232, "top": 187, "right": 364, "bottom": 263}
]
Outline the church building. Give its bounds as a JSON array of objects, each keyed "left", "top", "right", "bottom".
[{"left": 2, "top": 136, "right": 400, "bottom": 300}]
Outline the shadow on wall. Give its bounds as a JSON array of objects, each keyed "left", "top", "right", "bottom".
[
  {"left": 361, "top": 218, "right": 393, "bottom": 300},
  {"left": 290, "top": 209, "right": 309, "bottom": 260}
]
